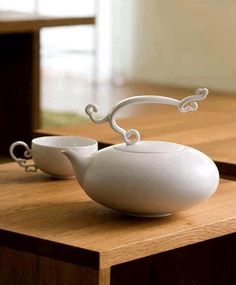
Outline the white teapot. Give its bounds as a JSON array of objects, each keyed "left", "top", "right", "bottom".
[{"left": 63, "top": 88, "right": 219, "bottom": 217}]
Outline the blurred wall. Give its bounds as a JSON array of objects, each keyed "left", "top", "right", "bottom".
[{"left": 111, "top": 0, "right": 236, "bottom": 92}]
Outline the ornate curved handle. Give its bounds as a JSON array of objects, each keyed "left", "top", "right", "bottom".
[
  {"left": 9, "top": 141, "right": 38, "bottom": 172},
  {"left": 85, "top": 87, "right": 209, "bottom": 145}
]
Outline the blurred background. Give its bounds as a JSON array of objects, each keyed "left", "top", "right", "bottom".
[{"left": 1, "top": 0, "right": 235, "bottom": 127}]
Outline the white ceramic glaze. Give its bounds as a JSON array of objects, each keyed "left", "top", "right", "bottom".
[
  {"left": 63, "top": 141, "right": 219, "bottom": 217},
  {"left": 9, "top": 136, "right": 98, "bottom": 178},
  {"left": 62, "top": 88, "right": 219, "bottom": 217}
]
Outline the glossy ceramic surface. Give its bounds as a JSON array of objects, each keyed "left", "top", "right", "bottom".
[
  {"left": 9, "top": 136, "right": 98, "bottom": 178},
  {"left": 63, "top": 141, "right": 219, "bottom": 216},
  {"left": 62, "top": 88, "right": 219, "bottom": 217}
]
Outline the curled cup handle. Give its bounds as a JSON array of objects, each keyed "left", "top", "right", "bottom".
[
  {"left": 85, "top": 88, "right": 209, "bottom": 145},
  {"left": 9, "top": 141, "right": 37, "bottom": 172}
]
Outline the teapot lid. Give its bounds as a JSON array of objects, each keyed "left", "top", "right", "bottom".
[{"left": 114, "top": 141, "right": 185, "bottom": 153}]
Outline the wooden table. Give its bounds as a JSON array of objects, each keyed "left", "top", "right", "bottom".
[
  {"left": 36, "top": 109, "right": 236, "bottom": 177},
  {"left": 0, "top": 11, "right": 95, "bottom": 155},
  {"left": 1, "top": 162, "right": 236, "bottom": 284}
]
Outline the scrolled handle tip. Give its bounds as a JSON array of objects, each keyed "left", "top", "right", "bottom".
[
  {"left": 178, "top": 87, "right": 209, "bottom": 113},
  {"left": 195, "top": 87, "right": 209, "bottom": 98},
  {"left": 178, "top": 101, "right": 198, "bottom": 113},
  {"left": 85, "top": 103, "right": 99, "bottom": 116},
  {"left": 9, "top": 141, "right": 37, "bottom": 172},
  {"left": 85, "top": 103, "right": 109, "bottom": 124},
  {"left": 123, "top": 129, "right": 141, "bottom": 145}
]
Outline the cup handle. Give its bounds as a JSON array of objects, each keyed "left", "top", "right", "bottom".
[{"left": 9, "top": 141, "right": 38, "bottom": 172}]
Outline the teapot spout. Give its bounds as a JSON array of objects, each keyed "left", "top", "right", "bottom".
[{"left": 62, "top": 149, "right": 92, "bottom": 187}]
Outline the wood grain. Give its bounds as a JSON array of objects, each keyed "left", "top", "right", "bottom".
[
  {"left": 110, "top": 233, "right": 236, "bottom": 285},
  {"left": 0, "top": 163, "right": 236, "bottom": 269},
  {"left": 0, "top": 246, "right": 108, "bottom": 285}
]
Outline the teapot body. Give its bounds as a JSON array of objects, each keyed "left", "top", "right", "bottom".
[
  {"left": 65, "top": 89, "right": 217, "bottom": 217},
  {"left": 81, "top": 141, "right": 219, "bottom": 217}
]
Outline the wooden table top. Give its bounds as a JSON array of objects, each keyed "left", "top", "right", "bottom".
[
  {"left": 36, "top": 110, "right": 236, "bottom": 166},
  {"left": 0, "top": 10, "right": 95, "bottom": 33},
  {"left": 1, "top": 162, "right": 236, "bottom": 269}
]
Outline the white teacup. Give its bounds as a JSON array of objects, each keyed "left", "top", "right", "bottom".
[{"left": 9, "top": 136, "right": 98, "bottom": 178}]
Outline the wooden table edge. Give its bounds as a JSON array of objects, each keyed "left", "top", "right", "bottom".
[
  {"left": 99, "top": 216, "right": 236, "bottom": 269},
  {"left": 0, "top": 228, "right": 100, "bottom": 269}
]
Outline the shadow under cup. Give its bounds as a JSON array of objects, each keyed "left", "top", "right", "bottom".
[{"left": 32, "top": 136, "right": 98, "bottom": 178}]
